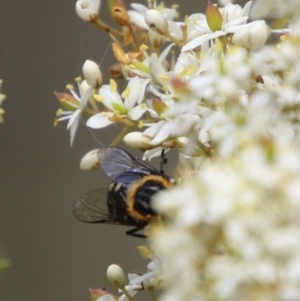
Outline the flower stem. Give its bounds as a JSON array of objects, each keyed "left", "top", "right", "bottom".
[
  {"left": 110, "top": 125, "right": 130, "bottom": 146},
  {"left": 148, "top": 287, "right": 158, "bottom": 301},
  {"left": 92, "top": 18, "right": 124, "bottom": 37},
  {"left": 165, "top": 32, "right": 183, "bottom": 48},
  {"left": 120, "top": 287, "right": 135, "bottom": 301}
]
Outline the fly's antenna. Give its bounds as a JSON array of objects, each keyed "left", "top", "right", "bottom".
[{"left": 160, "top": 149, "right": 168, "bottom": 174}]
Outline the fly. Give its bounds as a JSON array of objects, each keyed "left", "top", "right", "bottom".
[{"left": 72, "top": 147, "right": 174, "bottom": 238}]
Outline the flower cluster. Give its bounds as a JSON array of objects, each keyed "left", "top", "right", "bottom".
[{"left": 55, "top": 0, "right": 300, "bottom": 300}]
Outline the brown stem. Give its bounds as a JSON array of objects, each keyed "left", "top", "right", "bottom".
[{"left": 92, "top": 18, "right": 124, "bottom": 37}]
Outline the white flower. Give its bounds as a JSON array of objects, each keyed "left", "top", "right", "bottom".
[
  {"left": 75, "top": 0, "right": 101, "bottom": 22},
  {"left": 250, "top": 0, "right": 300, "bottom": 19},
  {"left": 87, "top": 77, "right": 151, "bottom": 129},
  {"left": 56, "top": 81, "right": 93, "bottom": 145},
  {"left": 128, "top": 2, "right": 177, "bottom": 30},
  {"left": 232, "top": 20, "right": 270, "bottom": 51},
  {"left": 143, "top": 114, "right": 201, "bottom": 146},
  {"left": 182, "top": 1, "right": 253, "bottom": 52}
]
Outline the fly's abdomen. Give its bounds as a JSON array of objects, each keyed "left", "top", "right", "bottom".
[{"left": 126, "top": 175, "right": 173, "bottom": 222}]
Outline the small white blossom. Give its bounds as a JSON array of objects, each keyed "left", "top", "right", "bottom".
[
  {"left": 182, "top": 1, "right": 253, "bottom": 52},
  {"left": 56, "top": 81, "right": 93, "bottom": 145},
  {"left": 75, "top": 0, "right": 101, "bottom": 22},
  {"left": 87, "top": 77, "right": 151, "bottom": 129},
  {"left": 82, "top": 59, "right": 102, "bottom": 88}
]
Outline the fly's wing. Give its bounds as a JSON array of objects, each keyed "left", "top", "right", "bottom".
[
  {"left": 72, "top": 188, "right": 142, "bottom": 226},
  {"left": 72, "top": 188, "right": 114, "bottom": 224},
  {"left": 97, "top": 147, "right": 159, "bottom": 180}
]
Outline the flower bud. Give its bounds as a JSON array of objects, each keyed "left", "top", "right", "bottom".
[
  {"left": 111, "top": 6, "right": 130, "bottom": 26},
  {"left": 145, "top": 9, "right": 168, "bottom": 35},
  {"left": 123, "top": 132, "right": 152, "bottom": 150},
  {"left": 206, "top": 2, "right": 223, "bottom": 32},
  {"left": 90, "top": 288, "right": 112, "bottom": 301},
  {"left": 109, "top": 63, "right": 124, "bottom": 79},
  {"left": 82, "top": 60, "right": 103, "bottom": 88},
  {"left": 112, "top": 42, "right": 131, "bottom": 65},
  {"left": 55, "top": 92, "right": 78, "bottom": 111},
  {"left": 222, "top": 3, "right": 242, "bottom": 23},
  {"left": 75, "top": 0, "right": 101, "bottom": 22},
  {"left": 80, "top": 149, "right": 100, "bottom": 171},
  {"left": 232, "top": 20, "right": 270, "bottom": 51},
  {"left": 107, "top": 264, "right": 126, "bottom": 289}
]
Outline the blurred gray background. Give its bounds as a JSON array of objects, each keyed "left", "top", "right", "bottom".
[{"left": 0, "top": 0, "right": 247, "bottom": 300}]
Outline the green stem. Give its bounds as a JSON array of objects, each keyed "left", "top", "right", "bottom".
[
  {"left": 148, "top": 287, "right": 158, "bottom": 301},
  {"left": 110, "top": 125, "right": 130, "bottom": 146},
  {"left": 89, "top": 93, "right": 100, "bottom": 113},
  {"left": 165, "top": 32, "right": 183, "bottom": 48},
  {"left": 120, "top": 287, "right": 135, "bottom": 301}
]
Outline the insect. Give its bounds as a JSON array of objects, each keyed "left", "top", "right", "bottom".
[{"left": 72, "top": 147, "right": 174, "bottom": 238}]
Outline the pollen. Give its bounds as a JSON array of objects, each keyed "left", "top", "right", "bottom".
[
  {"left": 162, "top": 85, "right": 170, "bottom": 92},
  {"left": 110, "top": 79, "right": 117, "bottom": 92},
  {"left": 140, "top": 44, "right": 149, "bottom": 51},
  {"left": 66, "top": 84, "right": 74, "bottom": 90},
  {"left": 121, "top": 86, "right": 130, "bottom": 98},
  {"left": 158, "top": 74, "right": 170, "bottom": 81},
  {"left": 140, "top": 103, "right": 147, "bottom": 110},
  {"left": 56, "top": 108, "right": 63, "bottom": 116},
  {"left": 94, "top": 94, "right": 104, "bottom": 102}
]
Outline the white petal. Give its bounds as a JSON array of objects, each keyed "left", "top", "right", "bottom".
[
  {"left": 143, "top": 121, "right": 165, "bottom": 137},
  {"left": 127, "top": 105, "right": 146, "bottom": 120},
  {"left": 242, "top": 1, "right": 253, "bottom": 17},
  {"left": 130, "top": 3, "right": 148, "bottom": 14},
  {"left": 150, "top": 123, "right": 173, "bottom": 145},
  {"left": 124, "top": 77, "right": 141, "bottom": 110},
  {"left": 67, "top": 109, "right": 81, "bottom": 145},
  {"left": 168, "top": 21, "right": 183, "bottom": 40},
  {"left": 182, "top": 32, "right": 225, "bottom": 52},
  {"left": 128, "top": 10, "right": 149, "bottom": 30},
  {"left": 158, "top": 43, "right": 175, "bottom": 64},
  {"left": 86, "top": 113, "right": 114, "bottom": 129},
  {"left": 137, "top": 78, "right": 151, "bottom": 104},
  {"left": 80, "top": 86, "right": 93, "bottom": 108},
  {"left": 142, "top": 147, "right": 165, "bottom": 160},
  {"left": 224, "top": 16, "right": 249, "bottom": 31},
  {"left": 99, "top": 85, "right": 122, "bottom": 110}
]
